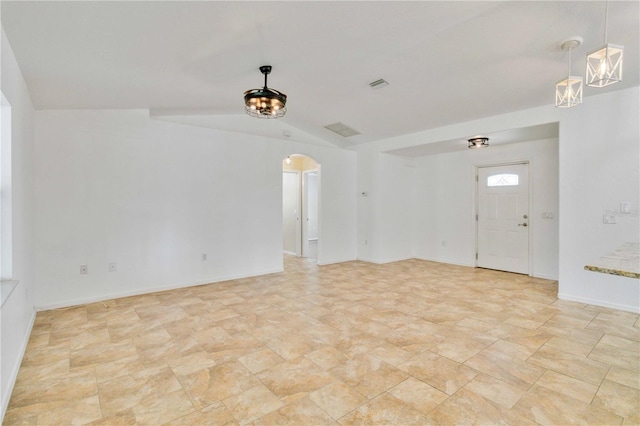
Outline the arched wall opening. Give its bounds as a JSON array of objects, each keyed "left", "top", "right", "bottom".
[{"left": 282, "top": 154, "right": 320, "bottom": 260}]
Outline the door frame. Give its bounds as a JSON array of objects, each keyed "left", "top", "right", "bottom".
[
  {"left": 282, "top": 170, "right": 302, "bottom": 256},
  {"left": 474, "top": 160, "right": 533, "bottom": 275},
  {"left": 302, "top": 169, "right": 319, "bottom": 258}
]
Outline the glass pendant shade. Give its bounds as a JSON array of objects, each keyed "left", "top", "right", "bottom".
[
  {"left": 555, "top": 76, "right": 583, "bottom": 108},
  {"left": 244, "top": 66, "right": 287, "bottom": 119},
  {"left": 586, "top": 44, "right": 623, "bottom": 87}
]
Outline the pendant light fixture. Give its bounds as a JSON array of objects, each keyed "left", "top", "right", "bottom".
[
  {"left": 244, "top": 65, "right": 287, "bottom": 119},
  {"left": 468, "top": 137, "right": 489, "bottom": 149},
  {"left": 586, "top": 1, "right": 623, "bottom": 87},
  {"left": 555, "top": 37, "right": 583, "bottom": 108}
]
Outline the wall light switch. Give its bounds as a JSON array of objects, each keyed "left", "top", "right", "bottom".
[
  {"left": 109, "top": 262, "right": 117, "bottom": 272},
  {"left": 603, "top": 214, "right": 616, "bottom": 224},
  {"left": 621, "top": 202, "right": 631, "bottom": 214},
  {"left": 80, "top": 265, "right": 88, "bottom": 275}
]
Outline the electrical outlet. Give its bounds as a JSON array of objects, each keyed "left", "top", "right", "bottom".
[
  {"left": 441, "top": 240, "right": 446, "bottom": 247},
  {"left": 109, "top": 262, "right": 117, "bottom": 272},
  {"left": 603, "top": 214, "right": 616, "bottom": 224},
  {"left": 80, "top": 265, "right": 88, "bottom": 275}
]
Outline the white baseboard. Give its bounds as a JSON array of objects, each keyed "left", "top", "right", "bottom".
[
  {"left": 1, "top": 308, "right": 36, "bottom": 422},
  {"left": 414, "top": 256, "right": 476, "bottom": 268},
  {"left": 317, "top": 256, "right": 357, "bottom": 266},
  {"left": 558, "top": 292, "right": 640, "bottom": 314},
  {"left": 36, "top": 267, "right": 284, "bottom": 311},
  {"left": 355, "top": 256, "right": 413, "bottom": 265},
  {"left": 532, "top": 273, "right": 559, "bottom": 281}
]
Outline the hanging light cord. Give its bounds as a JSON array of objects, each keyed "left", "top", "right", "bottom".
[{"left": 603, "top": 0, "right": 609, "bottom": 43}]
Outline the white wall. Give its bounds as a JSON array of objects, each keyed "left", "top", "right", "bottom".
[
  {"left": 34, "top": 110, "right": 357, "bottom": 309},
  {"left": 306, "top": 172, "right": 319, "bottom": 240},
  {"left": 282, "top": 171, "right": 299, "bottom": 255},
  {"left": 413, "top": 138, "right": 559, "bottom": 279},
  {"left": 356, "top": 151, "right": 414, "bottom": 263},
  {"left": 558, "top": 87, "right": 640, "bottom": 312},
  {"left": 377, "top": 153, "right": 414, "bottom": 263},
  {"left": 357, "top": 86, "right": 639, "bottom": 312},
  {"left": 1, "top": 28, "right": 37, "bottom": 420}
]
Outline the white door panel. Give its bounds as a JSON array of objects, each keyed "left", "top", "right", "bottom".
[{"left": 477, "top": 164, "right": 529, "bottom": 274}]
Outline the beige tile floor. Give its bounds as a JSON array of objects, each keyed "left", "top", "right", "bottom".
[{"left": 5, "top": 257, "right": 640, "bottom": 425}]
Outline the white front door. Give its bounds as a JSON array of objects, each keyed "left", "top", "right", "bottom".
[{"left": 477, "top": 163, "right": 529, "bottom": 274}]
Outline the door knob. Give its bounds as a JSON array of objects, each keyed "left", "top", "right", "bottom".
[{"left": 518, "top": 223, "right": 528, "bottom": 227}]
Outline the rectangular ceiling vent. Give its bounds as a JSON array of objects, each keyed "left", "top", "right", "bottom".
[
  {"left": 324, "top": 122, "right": 361, "bottom": 138},
  {"left": 369, "top": 78, "right": 389, "bottom": 89}
]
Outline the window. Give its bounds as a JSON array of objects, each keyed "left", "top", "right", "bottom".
[{"left": 487, "top": 174, "right": 519, "bottom": 187}]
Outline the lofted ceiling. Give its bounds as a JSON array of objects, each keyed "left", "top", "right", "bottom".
[{"left": 2, "top": 1, "right": 639, "bottom": 150}]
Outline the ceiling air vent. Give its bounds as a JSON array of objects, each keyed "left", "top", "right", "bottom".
[
  {"left": 369, "top": 78, "right": 389, "bottom": 89},
  {"left": 324, "top": 122, "right": 361, "bottom": 138}
]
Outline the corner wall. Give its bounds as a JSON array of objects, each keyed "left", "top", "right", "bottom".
[
  {"left": 1, "top": 28, "right": 37, "bottom": 420},
  {"left": 558, "top": 87, "right": 640, "bottom": 312},
  {"left": 34, "top": 110, "right": 357, "bottom": 309},
  {"left": 357, "top": 86, "right": 639, "bottom": 312},
  {"left": 412, "top": 138, "right": 559, "bottom": 279}
]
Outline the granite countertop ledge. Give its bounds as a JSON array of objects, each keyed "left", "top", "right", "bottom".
[{"left": 584, "top": 242, "right": 640, "bottom": 279}]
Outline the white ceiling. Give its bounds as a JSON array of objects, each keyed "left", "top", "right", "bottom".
[
  {"left": 2, "top": 1, "right": 639, "bottom": 150},
  {"left": 385, "top": 122, "right": 560, "bottom": 157}
]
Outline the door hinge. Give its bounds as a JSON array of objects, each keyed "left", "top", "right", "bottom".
[
  {"left": 475, "top": 213, "right": 478, "bottom": 221},
  {"left": 476, "top": 253, "right": 478, "bottom": 260}
]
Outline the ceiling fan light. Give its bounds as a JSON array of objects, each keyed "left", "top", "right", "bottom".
[
  {"left": 244, "top": 66, "right": 287, "bottom": 119},
  {"left": 468, "top": 137, "right": 489, "bottom": 149}
]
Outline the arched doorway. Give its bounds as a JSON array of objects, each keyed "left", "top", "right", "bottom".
[{"left": 282, "top": 154, "right": 319, "bottom": 260}]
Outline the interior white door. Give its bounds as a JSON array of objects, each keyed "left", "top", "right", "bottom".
[
  {"left": 283, "top": 171, "right": 301, "bottom": 256},
  {"left": 477, "top": 163, "right": 529, "bottom": 274}
]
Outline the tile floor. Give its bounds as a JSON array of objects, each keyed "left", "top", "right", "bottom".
[{"left": 4, "top": 257, "right": 639, "bottom": 425}]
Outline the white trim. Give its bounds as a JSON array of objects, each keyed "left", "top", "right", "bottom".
[
  {"left": 414, "top": 256, "right": 476, "bottom": 268},
  {"left": 356, "top": 255, "right": 413, "bottom": 265},
  {"left": 1, "top": 308, "right": 36, "bottom": 422},
  {"left": 532, "top": 273, "right": 559, "bottom": 281},
  {"left": 317, "top": 256, "right": 357, "bottom": 266},
  {"left": 35, "top": 267, "right": 284, "bottom": 311},
  {"left": 283, "top": 250, "right": 296, "bottom": 256},
  {"left": 558, "top": 292, "right": 640, "bottom": 314}
]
